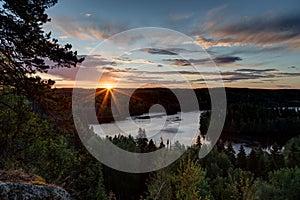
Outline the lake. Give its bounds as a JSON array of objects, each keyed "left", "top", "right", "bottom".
[
  {"left": 90, "top": 110, "right": 274, "bottom": 155},
  {"left": 91, "top": 111, "right": 201, "bottom": 148}
]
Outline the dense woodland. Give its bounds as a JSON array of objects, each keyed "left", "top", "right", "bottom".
[
  {"left": 1, "top": 89, "right": 300, "bottom": 199},
  {"left": 1, "top": 0, "right": 300, "bottom": 199}
]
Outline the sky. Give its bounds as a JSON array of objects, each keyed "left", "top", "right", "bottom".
[{"left": 42, "top": 0, "right": 300, "bottom": 89}]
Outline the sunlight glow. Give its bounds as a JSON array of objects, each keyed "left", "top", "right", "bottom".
[{"left": 105, "top": 84, "right": 113, "bottom": 90}]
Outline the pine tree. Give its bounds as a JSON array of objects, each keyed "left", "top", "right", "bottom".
[
  {"left": 283, "top": 136, "right": 300, "bottom": 168},
  {"left": 195, "top": 135, "right": 202, "bottom": 148},
  {"left": 269, "top": 142, "right": 284, "bottom": 170},
  {"left": 174, "top": 155, "right": 212, "bottom": 200},
  {"left": 147, "top": 139, "right": 157, "bottom": 152},
  {"left": 0, "top": 0, "right": 83, "bottom": 99},
  {"left": 159, "top": 137, "right": 165, "bottom": 149},
  {"left": 136, "top": 128, "right": 148, "bottom": 152},
  {"left": 237, "top": 145, "right": 247, "bottom": 169},
  {"left": 142, "top": 168, "right": 174, "bottom": 200},
  {"left": 247, "top": 149, "right": 257, "bottom": 174},
  {"left": 225, "top": 168, "right": 255, "bottom": 200},
  {"left": 256, "top": 146, "right": 269, "bottom": 178},
  {"left": 225, "top": 142, "right": 236, "bottom": 165}
]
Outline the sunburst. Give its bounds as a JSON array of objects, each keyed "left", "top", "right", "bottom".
[{"left": 104, "top": 84, "right": 113, "bottom": 90}]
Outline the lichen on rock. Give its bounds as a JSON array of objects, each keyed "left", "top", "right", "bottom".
[
  {"left": 0, "top": 170, "right": 71, "bottom": 200},
  {"left": 0, "top": 182, "right": 71, "bottom": 200}
]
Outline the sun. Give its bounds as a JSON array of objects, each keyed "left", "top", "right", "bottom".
[{"left": 104, "top": 84, "right": 113, "bottom": 90}]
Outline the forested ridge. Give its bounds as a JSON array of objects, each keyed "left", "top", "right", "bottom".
[{"left": 63, "top": 87, "right": 300, "bottom": 146}]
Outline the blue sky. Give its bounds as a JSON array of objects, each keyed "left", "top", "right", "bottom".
[{"left": 43, "top": 0, "right": 300, "bottom": 89}]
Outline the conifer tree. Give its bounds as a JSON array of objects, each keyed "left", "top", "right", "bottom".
[
  {"left": 0, "top": 0, "right": 83, "bottom": 98},
  {"left": 237, "top": 145, "right": 247, "bottom": 169}
]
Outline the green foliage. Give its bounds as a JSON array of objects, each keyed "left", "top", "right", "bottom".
[
  {"left": 105, "top": 133, "right": 151, "bottom": 200},
  {"left": 0, "top": 91, "right": 107, "bottom": 199},
  {"left": 142, "top": 168, "right": 174, "bottom": 200},
  {"left": 247, "top": 149, "right": 257, "bottom": 173},
  {"left": 143, "top": 153, "right": 212, "bottom": 200},
  {"left": 2, "top": 83, "right": 300, "bottom": 200},
  {"left": 268, "top": 167, "right": 300, "bottom": 200},
  {"left": 0, "top": 90, "right": 46, "bottom": 167},
  {"left": 237, "top": 145, "right": 247, "bottom": 170},
  {"left": 223, "top": 103, "right": 300, "bottom": 143},
  {"left": 201, "top": 147, "right": 233, "bottom": 179},
  {"left": 109, "top": 134, "right": 138, "bottom": 152},
  {"left": 225, "top": 142, "right": 236, "bottom": 164},
  {"left": 283, "top": 136, "right": 300, "bottom": 168},
  {"left": 252, "top": 180, "right": 276, "bottom": 200},
  {"left": 225, "top": 168, "right": 255, "bottom": 200},
  {"left": 174, "top": 155, "right": 211, "bottom": 200},
  {"left": 254, "top": 167, "right": 300, "bottom": 200},
  {"left": 143, "top": 133, "right": 300, "bottom": 200},
  {"left": 269, "top": 143, "right": 285, "bottom": 170},
  {"left": 0, "top": 0, "right": 83, "bottom": 101},
  {"left": 246, "top": 147, "right": 269, "bottom": 178},
  {"left": 2, "top": 91, "right": 300, "bottom": 200}
]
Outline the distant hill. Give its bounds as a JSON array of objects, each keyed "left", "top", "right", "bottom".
[{"left": 56, "top": 87, "right": 300, "bottom": 123}]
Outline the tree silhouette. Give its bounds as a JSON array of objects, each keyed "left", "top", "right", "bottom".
[
  {"left": 137, "top": 128, "right": 148, "bottom": 152},
  {"left": 237, "top": 145, "right": 247, "bottom": 169},
  {"left": 247, "top": 149, "right": 257, "bottom": 173},
  {"left": 147, "top": 139, "right": 157, "bottom": 152},
  {"left": 0, "top": 0, "right": 83, "bottom": 98},
  {"left": 269, "top": 142, "right": 284, "bottom": 170},
  {"left": 195, "top": 135, "right": 202, "bottom": 148},
  {"left": 159, "top": 137, "right": 165, "bottom": 149},
  {"left": 225, "top": 142, "right": 236, "bottom": 165}
]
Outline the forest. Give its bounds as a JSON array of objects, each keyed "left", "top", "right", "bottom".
[
  {"left": 1, "top": 88, "right": 300, "bottom": 199},
  {"left": 1, "top": 0, "right": 300, "bottom": 199}
]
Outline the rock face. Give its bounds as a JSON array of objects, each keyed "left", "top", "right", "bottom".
[
  {"left": 0, "top": 182, "right": 71, "bottom": 200},
  {"left": 0, "top": 170, "right": 71, "bottom": 200}
]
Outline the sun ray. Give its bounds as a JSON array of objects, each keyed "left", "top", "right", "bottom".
[
  {"left": 104, "top": 84, "right": 114, "bottom": 90},
  {"left": 112, "top": 88, "right": 143, "bottom": 101},
  {"left": 110, "top": 92, "right": 123, "bottom": 116},
  {"left": 95, "top": 88, "right": 108, "bottom": 97},
  {"left": 98, "top": 89, "right": 111, "bottom": 116}
]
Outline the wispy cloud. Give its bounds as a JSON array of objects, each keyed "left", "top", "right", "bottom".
[
  {"left": 52, "top": 16, "right": 127, "bottom": 40},
  {"left": 235, "top": 69, "right": 279, "bottom": 73},
  {"left": 163, "top": 59, "right": 192, "bottom": 66},
  {"left": 113, "top": 57, "right": 154, "bottom": 65},
  {"left": 191, "top": 71, "right": 273, "bottom": 83},
  {"left": 162, "top": 55, "right": 242, "bottom": 66},
  {"left": 169, "top": 13, "right": 193, "bottom": 21},
  {"left": 191, "top": 67, "right": 300, "bottom": 83},
  {"left": 214, "top": 56, "right": 242, "bottom": 64},
  {"left": 80, "top": 55, "right": 117, "bottom": 67},
  {"left": 47, "top": 55, "right": 116, "bottom": 81},
  {"left": 194, "top": 13, "right": 300, "bottom": 50},
  {"left": 142, "top": 48, "right": 178, "bottom": 55},
  {"left": 47, "top": 58, "right": 300, "bottom": 87},
  {"left": 207, "top": 4, "right": 227, "bottom": 17},
  {"left": 276, "top": 85, "right": 292, "bottom": 88},
  {"left": 277, "top": 72, "right": 300, "bottom": 77},
  {"left": 288, "top": 66, "right": 298, "bottom": 69}
]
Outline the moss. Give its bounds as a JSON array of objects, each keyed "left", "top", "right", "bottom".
[
  {"left": 0, "top": 169, "right": 71, "bottom": 199},
  {"left": 0, "top": 169, "right": 46, "bottom": 185}
]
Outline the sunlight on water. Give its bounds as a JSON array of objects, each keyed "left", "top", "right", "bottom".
[{"left": 91, "top": 111, "right": 202, "bottom": 147}]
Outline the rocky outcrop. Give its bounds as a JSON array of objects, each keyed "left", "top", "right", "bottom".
[
  {"left": 0, "top": 182, "right": 71, "bottom": 200},
  {"left": 0, "top": 170, "right": 71, "bottom": 200}
]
